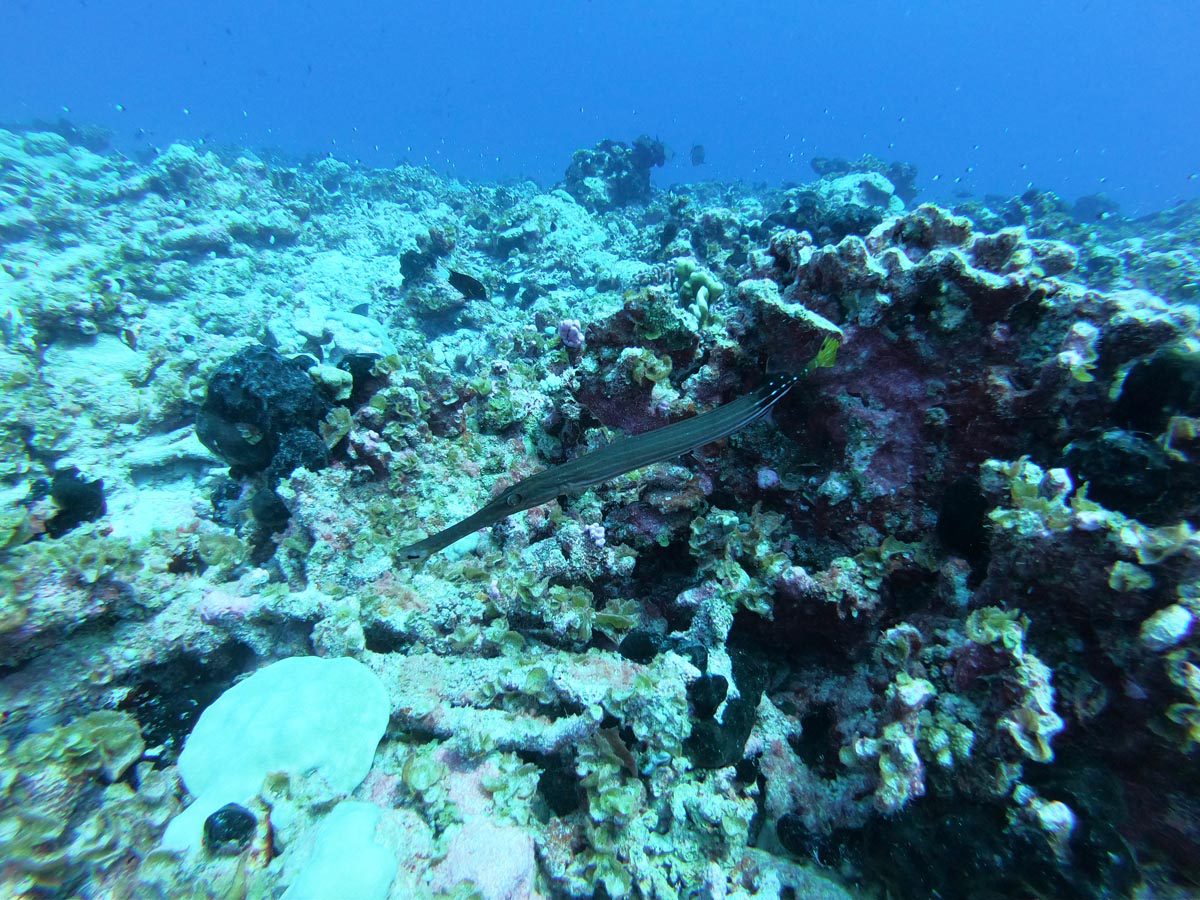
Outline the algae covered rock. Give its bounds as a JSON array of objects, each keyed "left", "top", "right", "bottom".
[
  {"left": 0, "top": 710, "right": 154, "bottom": 895},
  {"left": 195, "top": 344, "right": 331, "bottom": 481},
  {"left": 563, "top": 135, "right": 667, "bottom": 212}
]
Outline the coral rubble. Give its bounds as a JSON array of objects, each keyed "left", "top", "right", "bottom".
[{"left": 1, "top": 124, "right": 1199, "bottom": 898}]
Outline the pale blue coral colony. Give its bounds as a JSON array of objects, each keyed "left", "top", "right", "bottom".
[{"left": 1, "top": 125, "right": 1200, "bottom": 899}]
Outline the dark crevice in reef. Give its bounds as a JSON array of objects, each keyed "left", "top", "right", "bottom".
[
  {"left": 935, "top": 473, "right": 991, "bottom": 582},
  {"left": 824, "top": 792, "right": 1141, "bottom": 900},
  {"left": 731, "top": 597, "right": 866, "bottom": 674},
  {"left": 118, "top": 643, "right": 257, "bottom": 763},
  {"left": 630, "top": 538, "right": 698, "bottom": 633},
  {"left": 684, "top": 646, "right": 767, "bottom": 770},
  {"left": 789, "top": 703, "right": 841, "bottom": 780},
  {"left": 363, "top": 622, "right": 410, "bottom": 655}
]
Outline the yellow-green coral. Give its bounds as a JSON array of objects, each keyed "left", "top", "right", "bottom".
[
  {"left": 1164, "top": 650, "right": 1200, "bottom": 749},
  {"left": 1002, "top": 654, "right": 1064, "bottom": 764},
  {"left": 688, "top": 503, "right": 790, "bottom": 617},
  {"left": 2, "top": 525, "right": 142, "bottom": 590},
  {"left": 512, "top": 578, "right": 597, "bottom": 645},
  {"left": 675, "top": 258, "right": 725, "bottom": 329},
  {"left": 0, "top": 710, "right": 148, "bottom": 894},
  {"left": 628, "top": 347, "right": 673, "bottom": 385},
  {"left": 965, "top": 606, "right": 1028, "bottom": 653},
  {"left": 918, "top": 710, "right": 976, "bottom": 769},
  {"left": 13, "top": 709, "right": 145, "bottom": 782},
  {"left": 984, "top": 457, "right": 1200, "bottom": 567},
  {"left": 479, "top": 754, "right": 541, "bottom": 826},
  {"left": 1109, "top": 560, "right": 1155, "bottom": 592},
  {"left": 984, "top": 457, "right": 1077, "bottom": 533}
]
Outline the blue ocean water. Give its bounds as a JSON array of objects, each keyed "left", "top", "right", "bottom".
[{"left": 4, "top": 0, "right": 1198, "bottom": 213}]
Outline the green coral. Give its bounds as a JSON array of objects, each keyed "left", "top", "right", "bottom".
[
  {"left": 507, "top": 575, "right": 597, "bottom": 646},
  {"left": 675, "top": 259, "right": 725, "bottom": 329},
  {"left": 918, "top": 708, "right": 977, "bottom": 769},
  {"left": 856, "top": 536, "right": 933, "bottom": 591},
  {"left": 1, "top": 527, "right": 144, "bottom": 642},
  {"left": 983, "top": 456, "right": 1199, "bottom": 566},
  {"left": 593, "top": 597, "right": 639, "bottom": 640},
  {"left": 1164, "top": 649, "right": 1200, "bottom": 750},
  {"left": 575, "top": 734, "right": 645, "bottom": 896},
  {"left": 13, "top": 710, "right": 145, "bottom": 781},
  {"left": 688, "top": 503, "right": 790, "bottom": 616},
  {"left": 476, "top": 383, "right": 518, "bottom": 432},
  {"left": 960, "top": 603, "right": 1064, "bottom": 764},
  {"left": 965, "top": 606, "right": 1029, "bottom": 653},
  {"left": 984, "top": 457, "right": 1078, "bottom": 533},
  {"left": 1108, "top": 560, "right": 1155, "bottom": 592},
  {"left": 619, "top": 286, "right": 702, "bottom": 351},
  {"left": 479, "top": 754, "right": 540, "bottom": 825},
  {"left": 319, "top": 405, "right": 353, "bottom": 447},
  {"left": 0, "top": 710, "right": 148, "bottom": 894},
  {"left": 1004, "top": 652, "right": 1064, "bottom": 764},
  {"left": 0, "top": 506, "right": 36, "bottom": 554},
  {"left": 627, "top": 347, "right": 673, "bottom": 385}
]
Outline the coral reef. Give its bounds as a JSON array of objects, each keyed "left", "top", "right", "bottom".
[
  {"left": 2, "top": 123, "right": 1199, "bottom": 898},
  {"left": 563, "top": 135, "right": 668, "bottom": 212}
]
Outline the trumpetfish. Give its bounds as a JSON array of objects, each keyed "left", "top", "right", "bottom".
[{"left": 397, "top": 337, "right": 839, "bottom": 564}]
